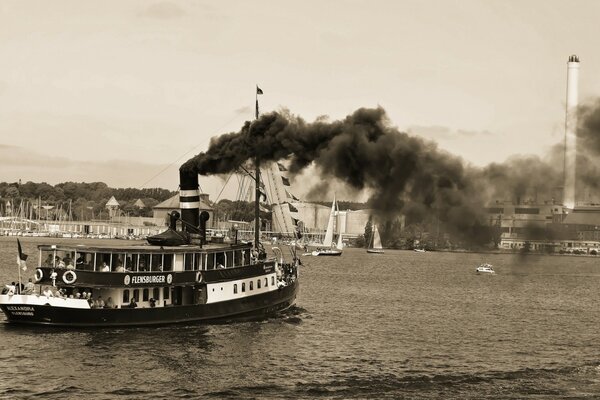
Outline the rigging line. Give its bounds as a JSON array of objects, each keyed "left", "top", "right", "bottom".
[
  {"left": 136, "top": 113, "right": 245, "bottom": 190},
  {"left": 214, "top": 171, "right": 234, "bottom": 204}
]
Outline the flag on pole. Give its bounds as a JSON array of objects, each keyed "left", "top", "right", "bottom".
[
  {"left": 256, "top": 86, "right": 263, "bottom": 95},
  {"left": 277, "top": 162, "right": 287, "bottom": 172},
  {"left": 281, "top": 176, "right": 291, "bottom": 186},
  {"left": 285, "top": 189, "right": 300, "bottom": 201},
  {"left": 17, "top": 239, "right": 28, "bottom": 271}
]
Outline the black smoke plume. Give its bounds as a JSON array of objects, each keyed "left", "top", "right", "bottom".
[
  {"left": 181, "top": 101, "right": 600, "bottom": 246},
  {"left": 182, "top": 108, "right": 492, "bottom": 245}
]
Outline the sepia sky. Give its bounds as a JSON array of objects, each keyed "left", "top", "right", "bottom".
[{"left": 1, "top": 0, "right": 600, "bottom": 199}]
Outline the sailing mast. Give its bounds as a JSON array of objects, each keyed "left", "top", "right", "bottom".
[{"left": 254, "top": 85, "right": 264, "bottom": 249}]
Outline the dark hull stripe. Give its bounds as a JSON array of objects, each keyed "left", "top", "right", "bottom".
[{"left": 180, "top": 195, "right": 200, "bottom": 202}]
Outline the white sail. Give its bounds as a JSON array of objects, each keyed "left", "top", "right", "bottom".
[
  {"left": 372, "top": 225, "right": 382, "bottom": 249},
  {"left": 336, "top": 231, "right": 343, "bottom": 250},
  {"left": 322, "top": 196, "right": 336, "bottom": 247}
]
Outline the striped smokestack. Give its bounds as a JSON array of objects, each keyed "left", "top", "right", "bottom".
[
  {"left": 179, "top": 170, "right": 200, "bottom": 233},
  {"left": 563, "top": 54, "right": 579, "bottom": 209}
]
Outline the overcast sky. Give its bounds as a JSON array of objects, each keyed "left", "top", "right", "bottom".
[{"left": 1, "top": 0, "right": 600, "bottom": 200}]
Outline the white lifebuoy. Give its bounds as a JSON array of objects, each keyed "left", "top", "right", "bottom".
[
  {"left": 34, "top": 268, "right": 44, "bottom": 282},
  {"left": 196, "top": 271, "right": 203, "bottom": 283},
  {"left": 62, "top": 270, "right": 77, "bottom": 285}
]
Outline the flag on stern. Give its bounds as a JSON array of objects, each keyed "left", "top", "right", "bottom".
[
  {"left": 16, "top": 239, "right": 28, "bottom": 271},
  {"left": 256, "top": 86, "right": 263, "bottom": 95}
]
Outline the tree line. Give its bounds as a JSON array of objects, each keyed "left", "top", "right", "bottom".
[{"left": 0, "top": 181, "right": 175, "bottom": 220}]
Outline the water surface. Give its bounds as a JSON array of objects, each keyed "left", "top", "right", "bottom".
[{"left": 1, "top": 237, "right": 599, "bottom": 399}]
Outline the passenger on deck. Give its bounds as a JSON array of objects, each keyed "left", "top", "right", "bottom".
[
  {"left": 105, "top": 297, "right": 115, "bottom": 308},
  {"left": 43, "top": 287, "right": 54, "bottom": 297},
  {"left": 2, "top": 283, "right": 16, "bottom": 295},
  {"left": 115, "top": 265, "right": 125, "bottom": 272},
  {"left": 63, "top": 255, "right": 72, "bottom": 266},
  {"left": 76, "top": 256, "right": 84, "bottom": 266},
  {"left": 66, "top": 260, "right": 75, "bottom": 270},
  {"left": 96, "top": 296, "right": 105, "bottom": 308},
  {"left": 128, "top": 298, "right": 138, "bottom": 308},
  {"left": 101, "top": 262, "right": 110, "bottom": 272},
  {"left": 139, "top": 261, "right": 147, "bottom": 272},
  {"left": 43, "top": 254, "right": 54, "bottom": 267},
  {"left": 22, "top": 278, "right": 35, "bottom": 294},
  {"left": 56, "top": 256, "right": 65, "bottom": 268},
  {"left": 217, "top": 262, "right": 226, "bottom": 269},
  {"left": 149, "top": 298, "right": 156, "bottom": 308}
]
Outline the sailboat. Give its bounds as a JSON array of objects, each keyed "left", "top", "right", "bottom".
[
  {"left": 366, "top": 224, "right": 384, "bottom": 254},
  {"left": 312, "top": 198, "right": 343, "bottom": 256}
]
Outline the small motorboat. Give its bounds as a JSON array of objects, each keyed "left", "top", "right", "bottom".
[{"left": 476, "top": 263, "right": 495, "bottom": 274}]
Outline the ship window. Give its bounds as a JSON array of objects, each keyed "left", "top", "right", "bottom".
[
  {"left": 234, "top": 284, "right": 238, "bottom": 294},
  {"left": 265, "top": 277, "right": 268, "bottom": 287},
  {"left": 139, "top": 254, "right": 150, "bottom": 272},
  {"left": 95, "top": 253, "right": 111, "bottom": 271},
  {"left": 143, "top": 288, "right": 149, "bottom": 301},
  {"left": 242, "top": 283, "right": 245, "bottom": 292},
  {"left": 184, "top": 254, "right": 194, "bottom": 271},
  {"left": 271, "top": 276, "right": 275, "bottom": 286},
  {"left": 123, "top": 289, "right": 130, "bottom": 303},
  {"left": 163, "top": 287, "right": 170, "bottom": 300},
  {"left": 249, "top": 281, "right": 253, "bottom": 290},
  {"left": 41, "top": 250, "right": 52, "bottom": 267},
  {"left": 126, "top": 254, "right": 138, "bottom": 272},
  {"left": 133, "top": 289, "right": 139, "bottom": 302},
  {"left": 163, "top": 254, "right": 173, "bottom": 271},
  {"left": 194, "top": 253, "right": 203, "bottom": 270},
  {"left": 150, "top": 254, "right": 163, "bottom": 271},
  {"left": 206, "top": 253, "right": 215, "bottom": 270},
  {"left": 113, "top": 253, "right": 125, "bottom": 272},
  {"left": 72, "top": 252, "right": 93, "bottom": 271},
  {"left": 234, "top": 250, "right": 242, "bottom": 267},
  {"left": 257, "top": 279, "right": 261, "bottom": 289},
  {"left": 216, "top": 252, "right": 226, "bottom": 269},
  {"left": 153, "top": 287, "right": 160, "bottom": 300},
  {"left": 225, "top": 251, "right": 234, "bottom": 268}
]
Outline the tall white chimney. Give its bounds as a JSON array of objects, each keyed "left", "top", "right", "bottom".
[{"left": 563, "top": 55, "right": 579, "bottom": 209}]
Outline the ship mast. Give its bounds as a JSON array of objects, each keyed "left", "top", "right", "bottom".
[{"left": 254, "top": 85, "right": 263, "bottom": 249}]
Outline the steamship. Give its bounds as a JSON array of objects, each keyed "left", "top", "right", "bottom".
[{"left": 0, "top": 171, "right": 300, "bottom": 327}]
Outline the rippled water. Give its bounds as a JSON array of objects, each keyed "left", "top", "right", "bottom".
[{"left": 2, "top": 237, "right": 600, "bottom": 399}]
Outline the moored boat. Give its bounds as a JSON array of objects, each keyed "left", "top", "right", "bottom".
[{"left": 476, "top": 263, "right": 495, "bottom": 274}]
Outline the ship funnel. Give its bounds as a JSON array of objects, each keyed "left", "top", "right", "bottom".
[{"left": 179, "top": 170, "right": 200, "bottom": 233}]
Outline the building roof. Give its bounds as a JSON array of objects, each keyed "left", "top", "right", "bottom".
[
  {"left": 105, "top": 196, "right": 120, "bottom": 207},
  {"left": 134, "top": 198, "right": 145, "bottom": 208},
  {"left": 153, "top": 194, "right": 212, "bottom": 211}
]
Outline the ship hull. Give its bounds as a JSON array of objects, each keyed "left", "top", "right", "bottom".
[
  {"left": 0, "top": 282, "right": 298, "bottom": 327},
  {"left": 366, "top": 249, "right": 384, "bottom": 254}
]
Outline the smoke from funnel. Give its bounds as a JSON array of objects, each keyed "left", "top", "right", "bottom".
[
  {"left": 182, "top": 108, "right": 493, "bottom": 244},
  {"left": 181, "top": 100, "right": 600, "bottom": 246}
]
